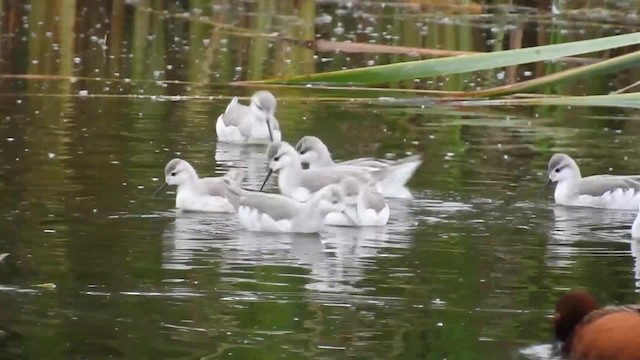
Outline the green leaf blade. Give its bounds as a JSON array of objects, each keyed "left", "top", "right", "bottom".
[{"left": 250, "top": 32, "right": 640, "bottom": 85}]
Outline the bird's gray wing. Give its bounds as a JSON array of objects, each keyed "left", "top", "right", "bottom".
[
  {"left": 361, "top": 187, "right": 387, "bottom": 212},
  {"left": 578, "top": 175, "right": 640, "bottom": 196},
  {"left": 340, "top": 154, "right": 422, "bottom": 169},
  {"left": 370, "top": 154, "right": 422, "bottom": 183},
  {"left": 300, "top": 168, "right": 372, "bottom": 192},
  {"left": 220, "top": 97, "right": 250, "bottom": 127},
  {"left": 239, "top": 192, "right": 300, "bottom": 221},
  {"left": 219, "top": 177, "right": 246, "bottom": 209},
  {"left": 200, "top": 177, "right": 233, "bottom": 197},
  {"left": 339, "top": 157, "right": 392, "bottom": 169}
]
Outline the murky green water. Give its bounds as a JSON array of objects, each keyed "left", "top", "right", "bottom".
[{"left": 1, "top": 1, "right": 640, "bottom": 359}]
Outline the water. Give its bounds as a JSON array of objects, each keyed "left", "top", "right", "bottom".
[{"left": 1, "top": 1, "right": 640, "bottom": 359}]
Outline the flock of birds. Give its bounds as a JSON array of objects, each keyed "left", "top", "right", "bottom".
[
  {"left": 153, "top": 90, "right": 640, "bottom": 359},
  {"left": 154, "top": 90, "right": 422, "bottom": 233}
]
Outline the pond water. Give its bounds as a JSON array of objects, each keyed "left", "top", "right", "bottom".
[{"left": 1, "top": 1, "right": 640, "bottom": 359}]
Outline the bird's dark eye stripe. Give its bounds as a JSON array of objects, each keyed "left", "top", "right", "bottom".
[
  {"left": 171, "top": 170, "right": 179, "bottom": 176},
  {"left": 300, "top": 148, "right": 307, "bottom": 154},
  {"left": 554, "top": 165, "right": 567, "bottom": 173},
  {"left": 274, "top": 156, "right": 280, "bottom": 161}
]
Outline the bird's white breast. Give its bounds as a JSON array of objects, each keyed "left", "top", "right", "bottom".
[
  {"left": 359, "top": 205, "right": 390, "bottom": 226},
  {"left": 176, "top": 188, "right": 235, "bottom": 213},
  {"left": 237, "top": 206, "right": 293, "bottom": 232},
  {"left": 555, "top": 181, "right": 640, "bottom": 210}
]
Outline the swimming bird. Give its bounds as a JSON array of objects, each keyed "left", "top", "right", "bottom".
[
  {"left": 154, "top": 158, "right": 242, "bottom": 212},
  {"left": 295, "top": 136, "right": 422, "bottom": 198},
  {"left": 554, "top": 289, "right": 640, "bottom": 359},
  {"left": 215, "top": 90, "right": 281, "bottom": 144},
  {"left": 325, "top": 177, "right": 389, "bottom": 227},
  {"left": 224, "top": 178, "right": 345, "bottom": 233},
  {"left": 260, "top": 142, "right": 378, "bottom": 202},
  {"left": 547, "top": 153, "right": 640, "bottom": 210},
  {"left": 633, "top": 205, "right": 640, "bottom": 239}
]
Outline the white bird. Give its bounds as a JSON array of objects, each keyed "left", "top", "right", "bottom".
[
  {"left": 260, "top": 142, "right": 378, "bottom": 203},
  {"left": 633, "top": 210, "right": 640, "bottom": 239},
  {"left": 547, "top": 153, "right": 640, "bottom": 210},
  {"left": 294, "top": 136, "right": 422, "bottom": 199},
  {"left": 215, "top": 90, "right": 281, "bottom": 144},
  {"left": 154, "top": 158, "right": 242, "bottom": 213},
  {"left": 325, "top": 177, "right": 389, "bottom": 227},
  {"left": 632, "top": 201, "right": 640, "bottom": 239},
  {"left": 224, "top": 179, "right": 345, "bottom": 233}
]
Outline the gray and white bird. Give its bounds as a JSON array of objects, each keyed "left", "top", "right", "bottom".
[
  {"left": 224, "top": 178, "right": 345, "bottom": 233},
  {"left": 295, "top": 136, "right": 422, "bottom": 198},
  {"left": 260, "top": 142, "right": 378, "bottom": 203},
  {"left": 547, "top": 153, "right": 640, "bottom": 210},
  {"left": 325, "top": 177, "right": 389, "bottom": 227},
  {"left": 154, "top": 158, "right": 243, "bottom": 212},
  {"left": 215, "top": 90, "right": 281, "bottom": 144}
]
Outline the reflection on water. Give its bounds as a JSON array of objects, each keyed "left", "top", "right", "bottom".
[
  {"left": 632, "top": 240, "right": 640, "bottom": 291},
  {"left": 162, "top": 208, "right": 412, "bottom": 295},
  {"left": 214, "top": 142, "right": 271, "bottom": 188},
  {"left": 548, "top": 206, "right": 640, "bottom": 293},
  {"left": 519, "top": 343, "right": 560, "bottom": 360},
  {"left": 162, "top": 212, "right": 236, "bottom": 271},
  {"left": 547, "top": 206, "right": 632, "bottom": 267},
  {"left": 550, "top": 206, "right": 633, "bottom": 243}
]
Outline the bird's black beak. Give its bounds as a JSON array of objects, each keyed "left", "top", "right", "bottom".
[
  {"left": 153, "top": 182, "right": 168, "bottom": 197},
  {"left": 260, "top": 168, "right": 273, "bottom": 192},
  {"left": 266, "top": 116, "right": 274, "bottom": 142},
  {"left": 343, "top": 209, "right": 357, "bottom": 226},
  {"left": 539, "top": 178, "right": 554, "bottom": 198}
]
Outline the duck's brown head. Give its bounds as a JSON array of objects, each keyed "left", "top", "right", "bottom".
[{"left": 554, "top": 290, "right": 598, "bottom": 343}]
